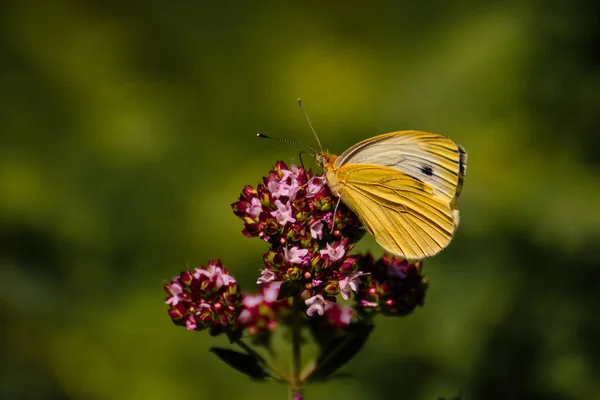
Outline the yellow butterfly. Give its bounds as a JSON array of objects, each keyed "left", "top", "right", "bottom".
[
  {"left": 315, "top": 130, "right": 467, "bottom": 260},
  {"left": 258, "top": 100, "right": 467, "bottom": 259}
]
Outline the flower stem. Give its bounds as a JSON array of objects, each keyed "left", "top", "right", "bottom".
[{"left": 290, "top": 295, "right": 304, "bottom": 399}]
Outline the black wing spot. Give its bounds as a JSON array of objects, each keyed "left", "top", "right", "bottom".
[{"left": 420, "top": 164, "right": 434, "bottom": 176}]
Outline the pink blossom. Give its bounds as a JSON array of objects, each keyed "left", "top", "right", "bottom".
[
  {"left": 214, "top": 272, "right": 236, "bottom": 289},
  {"left": 262, "top": 282, "right": 282, "bottom": 303},
  {"left": 242, "top": 294, "right": 263, "bottom": 308},
  {"left": 339, "top": 305, "right": 353, "bottom": 325},
  {"left": 281, "top": 164, "right": 301, "bottom": 182},
  {"left": 193, "top": 263, "right": 236, "bottom": 289},
  {"left": 339, "top": 271, "right": 369, "bottom": 300},
  {"left": 165, "top": 282, "right": 184, "bottom": 305},
  {"left": 306, "top": 177, "right": 324, "bottom": 198},
  {"left": 320, "top": 242, "right": 345, "bottom": 263},
  {"left": 305, "top": 294, "right": 327, "bottom": 316},
  {"left": 246, "top": 197, "right": 263, "bottom": 218},
  {"left": 285, "top": 181, "right": 300, "bottom": 201},
  {"left": 360, "top": 299, "right": 378, "bottom": 308},
  {"left": 193, "top": 263, "right": 222, "bottom": 279},
  {"left": 324, "top": 303, "right": 354, "bottom": 328},
  {"left": 267, "top": 179, "right": 286, "bottom": 198},
  {"left": 238, "top": 309, "right": 253, "bottom": 324},
  {"left": 310, "top": 220, "right": 324, "bottom": 240},
  {"left": 284, "top": 246, "right": 308, "bottom": 264},
  {"left": 257, "top": 268, "right": 277, "bottom": 284},
  {"left": 185, "top": 315, "right": 197, "bottom": 331},
  {"left": 268, "top": 179, "right": 300, "bottom": 201},
  {"left": 270, "top": 200, "right": 296, "bottom": 225}
]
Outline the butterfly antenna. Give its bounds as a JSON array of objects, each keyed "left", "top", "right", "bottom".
[
  {"left": 256, "top": 133, "right": 319, "bottom": 155},
  {"left": 297, "top": 98, "right": 324, "bottom": 153}
]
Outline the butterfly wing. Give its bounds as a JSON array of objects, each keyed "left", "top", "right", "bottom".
[
  {"left": 334, "top": 131, "right": 467, "bottom": 204},
  {"left": 335, "top": 163, "right": 457, "bottom": 259}
]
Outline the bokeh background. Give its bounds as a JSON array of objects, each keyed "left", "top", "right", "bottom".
[{"left": 2, "top": 1, "right": 600, "bottom": 399}]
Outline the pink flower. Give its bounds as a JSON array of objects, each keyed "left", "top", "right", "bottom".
[
  {"left": 262, "top": 282, "right": 282, "bottom": 303},
  {"left": 268, "top": 180, "right": 286, "bottom": 198},
  {"left": 268, "top": 179, "right": 300, "bottom": 201},
  {"left": 238, "top": 309, "right": 253, "bottom": 324},
  {"left": 246, "top": 197, "right": 263, "bottom": 218},
  {"left": 195, "top": 263, "right": 236, "bottom": 289},
  {"left": 285, "top": 181, "right": 300, "bottom": 202},
  {"left": 281, "top": 164, "right": 301, "bottom": 182},
  {"left": 320, "top": 242, "right": 345, "bottom": 263},
  {"left": 360, "top": 299, "right": 379, "bottom": 308},
  {"left": 165, "top": 282, "right": 184, "bottom": 305},
  {"left": 339, "top": 271, "right": 369, "bottom": 300},
  {"left": 306, "top": 177, "right": 324, "bottom": 198},
  {"left": 257, "top": 268, "right": 277, "bottom": 284},
  {"left": 242, "top": 294, "right": 263, "bottom": 308},
  {"left": 214, "top": 272, "right": 236, "bottom": 289},
  {"left": 284, "top": 246, "right": 308, "bottom": 264},
  {"left": 185, "top": 315, "right": 197, "bottom": 331},
  {"left": 324, "top": 303, "right": 354, "bottom": 328},
  {"left": 238, "top": 282, "right": 287, "bottom": 335},
  {"left": 310, "top": 220, "right": 324, "bottom": 240},
  {"left": 305, "top": 294, "right": 327, "bottom": 316},
  {"left": 270, "top": 200, "right": 296, "bottom": 226}
]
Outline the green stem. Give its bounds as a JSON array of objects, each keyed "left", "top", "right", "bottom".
[{"left": 290, "top": 295, "right": 304, "bottom": 399}]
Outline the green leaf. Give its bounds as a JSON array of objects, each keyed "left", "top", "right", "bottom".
[
  {"left": 209, "top": 347, "right": 269, "bottom": 380},
  {"left": 307, "top": 322, "right": 374, "bottom": 382}
]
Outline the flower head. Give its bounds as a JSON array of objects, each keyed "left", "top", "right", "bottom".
[
  {"left": 164, "top": 259, "right": 242, "bottom": 335},
  {"left": 231, "top": 162, "right": 367, "bottom": 314},
  {"left": 238, "top": 282, "right": 290, "bottom": 335},
  {"left": 355, "top": 254, "right": 428, "bottom": 316}
]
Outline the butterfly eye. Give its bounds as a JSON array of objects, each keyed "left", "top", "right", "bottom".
[{"left": 420, "top": 165, "right": 434, "bottom": 177}]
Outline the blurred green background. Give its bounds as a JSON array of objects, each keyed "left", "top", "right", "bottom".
[{"left": 2, "top": 1, "right": 600, "bottom": 399}]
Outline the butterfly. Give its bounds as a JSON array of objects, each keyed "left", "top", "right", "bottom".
[{"left": 315, "top": 130, "right": 467, "bottom": 260}]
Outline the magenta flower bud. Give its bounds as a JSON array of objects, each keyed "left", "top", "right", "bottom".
[
  {"left": 258, "top": 189, "right": 271, "bottom": 207},
  {"left": 197, "top": 310, "right": 213, "bottom": 325},
  {"left": 339, "top": 255, "right": 359, "bottom": 274},
  {"left": 241, "top": 185, "right": 257, "bottom": 199},
  {"left": 231, "top": 200, "right": 249, "bottom": 217},
  {"left": 323, "top": 280, "right": 339, "bottom": 297},
  {"left": 310, "top": 255, "right": 323, "bottom": 271},
  {"left": 168, "top": 304, "right": 186, "bottom": 320},
  {"left": 286, "top": 266, "right": 302, "bottom": 281}
]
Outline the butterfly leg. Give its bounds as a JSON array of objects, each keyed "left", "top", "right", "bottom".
[{"left": 329, "top": 196, "right": 343, "bottom": 234}]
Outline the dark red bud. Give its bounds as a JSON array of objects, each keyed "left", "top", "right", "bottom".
[
  {"left": 180, "top": 271, "right": 193, "bottom": 285},
  {"left": 168, "top": 304, "right": 187, "bottom": 320}
]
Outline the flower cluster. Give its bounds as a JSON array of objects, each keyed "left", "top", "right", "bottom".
[
  {"left": 356, "top": 254, "right": 428, "bottom": 316},
  {"left": 162, "top": 159, "right": 435, "bottom": 391},
  {"left": 164, "top": 259, "right": 242, "bottom": 335},
  {"left": 232, "top": 161, "right": 367, "bottom": 315},
  {"left": 238, "top": 282, "right": 290, "bottom": 336}
]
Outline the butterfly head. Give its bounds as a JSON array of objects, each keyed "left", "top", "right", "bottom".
[{"left": 315, "top": 152, "right": 338, "bottom": 172}]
